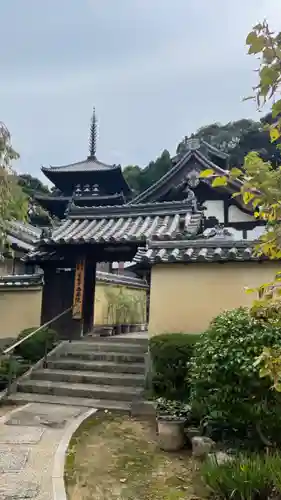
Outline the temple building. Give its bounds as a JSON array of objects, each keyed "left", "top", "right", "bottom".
[
  {"left": 2, "top": 121, "right": 272, "bottom": 340},
  {"left": 131, "top": 136, "right": 266, "bottom": 241},
  {"left": 0, "top": 221, "right": 41, "bottom": 276},
  {"left": 34, "top": 109, "right": 131, "bottom": 220}
]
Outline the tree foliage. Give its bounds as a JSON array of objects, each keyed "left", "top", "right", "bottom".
[
  {"left": 123, "top": 117, "right": 281, "bottom": 194},
  {"left": 201, "top": 20, "right": 281, "bottom": 391},
  {"left": 0, "top": 122, "right": 28, "bottom": 254},
  {"left": 123, "top": 150, "right": 172, "bottom": 195}
]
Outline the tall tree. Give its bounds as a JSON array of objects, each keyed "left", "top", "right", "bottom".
[
  {"left": 18, "top": 174, "right": 50, "bottom": 198},
  {"left": 0, "top": 122, "right": 28, "bottom": 254},
  {"left": 123, "top": 150, "right": 172, "bottom": 195}
]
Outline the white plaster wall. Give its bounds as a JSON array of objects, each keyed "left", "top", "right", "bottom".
[
  {"left": 228, "top": 205, "right": 254, "bottom": 223},
  {"left": 247, "top": 226, "right": 266, "bottom": 240},
  {"left": 227, "top": 228, "right": 244, "bottom": 240},
  {"left": 204, "top": 200, "right": 224, "bottom": 222}
]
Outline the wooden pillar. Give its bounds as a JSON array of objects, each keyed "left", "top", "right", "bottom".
[{"left": 82, "top": 258, "right": 97, "bottom": 335}]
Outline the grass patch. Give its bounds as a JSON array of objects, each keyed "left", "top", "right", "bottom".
[{"left": 65, "top": 411, "right": 205, "bottom": 500}]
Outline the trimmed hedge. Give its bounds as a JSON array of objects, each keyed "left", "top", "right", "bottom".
[
  {"left": 15, "top": 326, "right": 57, "bottom": 363},
  {"left": 149, "top": 333, "right": 201, "bottom": 401},
  {"left": 190, "top": 307, "right": 281, "bottom": 444}
]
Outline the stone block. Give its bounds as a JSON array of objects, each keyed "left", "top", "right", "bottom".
[
  {"left": 0, "top": 426, "right": 44, "bottom": 445},
  {"left": 0, "top": 476, "right": 39, "bottom": 499},
  {"left": 207, "top": 451, "right": 234, "bottom": 465},
  {"left": 0, "top": 447, "right": 29, "bottom": 472},
  {"left": 192, "top": 436, "right": 215, "bottom": 458}
]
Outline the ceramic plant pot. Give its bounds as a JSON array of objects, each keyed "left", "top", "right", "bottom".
[{"left": 157, "top": 417, "right": 185, "bottom": 451}]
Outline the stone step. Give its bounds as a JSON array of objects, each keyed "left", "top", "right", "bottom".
[
  {"left": 31, "top": 369, "right": 145, "bottom": 387},
  {"left": 64, "top": 350, "right": 145, "bottom": 363},
  {"left": 7, "top": 392, "right": 131, "bottom": 411},
  {"left": 84, "top": 335, "right": 148, "bottom": 346},
  {"left": 67, "top": 341, "right": 148, "bottom": 354},
  {"left": 47, "top": 358, "right": 145, "bottom": 374},
  {"left": 17, "top": 379, "right": 144, "bottom": 401}
]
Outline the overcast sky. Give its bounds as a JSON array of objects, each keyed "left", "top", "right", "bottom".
[{"left": 1, "top": 0, "right": 281, "bottom": 183}]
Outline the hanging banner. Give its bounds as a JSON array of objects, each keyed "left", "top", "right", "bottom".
[{"left": 72, "top": 257, "right": 85, "bottom": 319}]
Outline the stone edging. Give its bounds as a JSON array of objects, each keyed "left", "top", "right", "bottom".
[{"left": 52, "top": 407, "right": 98, "bottom": 500}]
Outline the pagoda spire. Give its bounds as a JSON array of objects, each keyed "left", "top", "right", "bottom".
[{"left": 88, "top": 107, "right": 97, "bottom": 159}]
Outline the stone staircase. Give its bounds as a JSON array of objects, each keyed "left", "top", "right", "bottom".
[{"left": 8, "top": 335, "right": 148, "bottom": 411}]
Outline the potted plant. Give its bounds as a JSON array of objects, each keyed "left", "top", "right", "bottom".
[{"left": 156, "top": 397, "right": 191, "bottom": 452}]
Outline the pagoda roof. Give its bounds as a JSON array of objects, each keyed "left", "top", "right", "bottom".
[
  {"left": 42, "top": 156, "right": 118, "bottom": 175},
  {"left": 34, "top": 191, "right": 126, "bottom": 207},
  {"left": 130, "top": 138, "right": 237, "bottom": 205}
]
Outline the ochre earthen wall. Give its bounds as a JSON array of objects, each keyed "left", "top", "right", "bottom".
[
  {"left": 0, "top": 287, "right": 42, "bottom": 339},
  {"left": 148, "top": 262, "right": 281, "bottom": 335}
]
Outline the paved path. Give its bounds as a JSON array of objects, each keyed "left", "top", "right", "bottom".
[{"left": 0, "top": 403, "right": 93, "bottom": 500}]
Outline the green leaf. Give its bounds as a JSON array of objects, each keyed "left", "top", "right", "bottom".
[
  {"left": 243, "top": 191, "right": 255, "bottom": 205},
  {"left": 274, "top": 382, "right": 281, "bottom": 392},
  {"left": 252, "top": 198, "right": 262, "bottom": 209},
  {"left": 200, "top": 169, "right": 214, "bottom": 178},
  {"left": 259, "top": 367, "right": 271, "bottom": 378},
  {"left": 229, "top": 167, "right": 243, "bottom": 179},
  {"left": 272, "top": 100, "right": 281, "bottom": 118},
  {"left": 212, "top": 176, "right": 227, "bottom": 187},
  {"left": 246, "top": 31, "right": 258, "bottom": 45},
  {"left": 270, "top": 127, "right": 280, "bottom": 142},
  {"left": 263, "top": 47, "right": 275, "bottom": 63},
  {"left": 248, "top": 35, "right": 266, "bottom": 54}
]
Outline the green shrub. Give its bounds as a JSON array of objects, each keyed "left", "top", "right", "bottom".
[
  {"left": 0, "top": 357, "right": 30, "bottom": 390},
  {"left": 190, "top": 307, "right": 281, "bottom": 444},
  {"left": 15, "top": 326, "right": 57, "bottom": 363},
  {"left": 149, "top": 333, "right": 201, "bottom": 401},
  {"left": 201, "top": 453, "right": 272, "bottom": 500}
]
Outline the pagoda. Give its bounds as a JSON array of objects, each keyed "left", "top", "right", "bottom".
[{"left": 35, "top": 109, "right": 131, "bottom": 219}]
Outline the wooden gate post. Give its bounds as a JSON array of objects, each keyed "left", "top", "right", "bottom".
[{"left": 82, "top": 258, "right": 97, "bottom": 335}]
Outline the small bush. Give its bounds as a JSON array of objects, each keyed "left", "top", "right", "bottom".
[
  {"left": 190, "top": 307, "right": 281, "bottom": 444},
  {"left": 15, "top": 326, "right": 57, "bottom": 363},
  {"left": 149, "top": 333, "right": 201, "bottom": 401},
  {"left": 0, "top": 357, "right": 30, "bottom": 390},
  {"left": 201, "top": 453, "right": 272, "bottom": 500}
]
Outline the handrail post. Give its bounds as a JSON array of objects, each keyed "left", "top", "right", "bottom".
[
  {"left": 7, "top": 351, "right": 15, "bottom": 396},
  {"left": 1, "top": 306, "right": 72, "bottom": 394},
  {"left": 43, "top": 335, "right": 49, "bottom": 369}
]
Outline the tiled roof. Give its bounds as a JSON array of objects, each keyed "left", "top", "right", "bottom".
[
  {"left": 96, "top": 271, "right": 148, "bottom": 289},
  {"left": 40, "top": 201, "right": 202, "bottom": 245},
  {"left": 131, "top": 142, "right": 239, "bottom": 205},
  {"left": 42, "top": 157, "right": 118, "bottom": 173},
  {"left": 0, "top": 274, "right": 43, "bottom": 288},
  {"left": 133, "top": 239, "right": 260, "bottom": 264},
  {"left": 7, "top": 221, "right": 41, "bottom": 252}
]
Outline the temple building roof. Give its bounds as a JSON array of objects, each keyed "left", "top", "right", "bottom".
[
  {"left": 0, "top": 273, "right": 43, "bottom": 288},
  {"left": 96, "top": 270, "right": 148, "bottom": 289},
  {"left": 133, "top": 236, "right": 260, "bottom": 264},
  {"left": 130, "top": 137, "right": 241, "bottom": 205},
  {"left": 31, "top": 198, "right": 201, "bottom": 249},
  {"left": 7, "top": 221, "right": 41, "bottom": 252}
]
